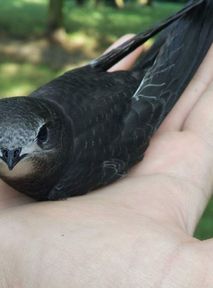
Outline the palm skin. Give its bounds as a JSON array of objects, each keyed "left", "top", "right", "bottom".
[{"left": 0, "top": 36, "right": 212, "bottom": 287}]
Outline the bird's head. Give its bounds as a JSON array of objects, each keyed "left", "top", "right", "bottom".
[{"left": 0, "top": 97, "right": 70, "bottom": 179}]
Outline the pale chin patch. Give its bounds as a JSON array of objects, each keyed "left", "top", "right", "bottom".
[{"left": 0, "top": 158, "right": 33, "bottom": 179}]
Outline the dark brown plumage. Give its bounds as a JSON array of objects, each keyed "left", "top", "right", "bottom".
[{"left": 0, "top": 0, "right": 212, "bottom": 200}]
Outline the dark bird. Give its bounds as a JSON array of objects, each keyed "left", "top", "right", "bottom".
[{"left": 0, "top": 0, "right": 212, "bottom": 200}]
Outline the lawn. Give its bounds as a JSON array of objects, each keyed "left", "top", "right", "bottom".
[
  {"left": 0, "top": 0, "right": 212, "bottom": 239},
  {"left": 0, "top": 0, "right": 182, "bottom": 96}
]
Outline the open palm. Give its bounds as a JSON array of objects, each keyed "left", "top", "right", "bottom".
[{"left": 0, "top": 37, "right": 212, "bottom": 287}]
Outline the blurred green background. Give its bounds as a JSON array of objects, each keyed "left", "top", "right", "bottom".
[{"left": 0, "top": 0, "right": 212, "bottom": 239}]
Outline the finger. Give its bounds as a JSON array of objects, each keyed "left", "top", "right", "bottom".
[
  {"left": 106, "top": 34, "right": 144, "bottom": 72},
  {"left": 183, "top": 81, "right": 213, "bottom": 211},
  {"left": 106, "top": 37, "right": 213, "bottom": 234},
  {"left": 158, "top": 44, "right": 213, "bottom": 133},
  {"left": 141, "top": 82, "right": 213, "bottom": 233},
  {"left": 130, "top": 130, "right": 213, "bottom": 234},
  {"left": 136, "top": 45, "right": 213, "bottom": 234},
  {"left": 184, "top": 81, "right": 213, "bottom": 148},
  {"left": 200, "top": 239, "right": 213, "bottom": 280}
]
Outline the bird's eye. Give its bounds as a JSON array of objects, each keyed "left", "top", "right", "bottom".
[{"left": 37, "top": 124, "right": 48, "bottom": 144}]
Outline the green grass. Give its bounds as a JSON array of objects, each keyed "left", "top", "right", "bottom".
[
  {"left": 195, "top": 198, "right": 213, "bottom": 240},
  {"left": 64, "top": 1, "right": 182, "bottom": 47},
  {"left": 0, "top": 0, "right": 181, "bottom": 40},
  {"left": 0, "top": 0, "right": 212, "bottom": 239},
  {"left": 0, "top": 0, "right": 183, "bottom": 95},
  {"left": 0, "top": 0, "right": 47, "bottom": 39},
  {"left": 0, "top": 62, "right": 57, "bottom": 97}
]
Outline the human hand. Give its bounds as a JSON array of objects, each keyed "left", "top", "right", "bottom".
[{"left": 0, "top": 36, "right": 212, "bottom": 287}]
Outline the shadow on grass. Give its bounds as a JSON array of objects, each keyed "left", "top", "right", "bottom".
[
  {"left": 0, "top": 0, "right": 47, "bottom": 39},
  {"left": 0, "top": 37, "right": 92, "bottom": 70}
]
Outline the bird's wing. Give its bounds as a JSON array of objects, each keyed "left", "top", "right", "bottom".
[
  {"left": 90, "top": 0, "right": 205, "bottom": 71},
  {"left": 122, "top": 0, "right": 213, "bottom": 143}
]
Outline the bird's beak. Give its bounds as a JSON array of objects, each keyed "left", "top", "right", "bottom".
[{"left": 1, "top": 148, "right": 24, "bottom": 170}]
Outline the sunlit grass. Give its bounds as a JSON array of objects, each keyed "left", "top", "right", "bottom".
[
  {"left": 0, "top": 62, "right": 58, "bottom": 97},
  {"left": 65, "top": 2, "right": 182, "bottom": 48}
]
